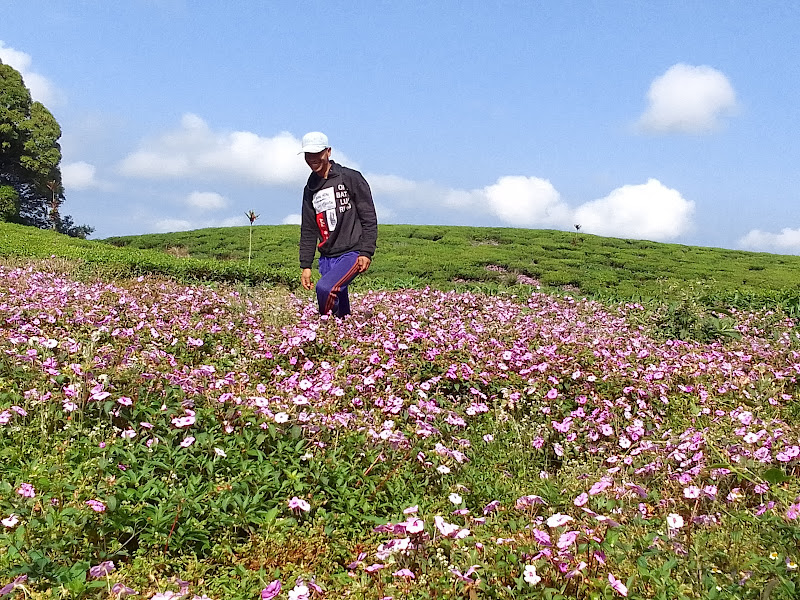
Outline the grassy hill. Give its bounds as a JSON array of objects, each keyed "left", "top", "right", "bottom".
[
  {"left": 2, "top": 220, "right": 800, "bottom": 309},
  {"left": 0, "top": 222, "right": 296, "bottom": 287},
  {"left": 105, "top": 223, "right": 800, "bottom": 308}
]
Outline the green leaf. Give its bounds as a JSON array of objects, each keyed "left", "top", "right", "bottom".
[{"left": 762, "top": 468, "right": 792, "bottom": 485}]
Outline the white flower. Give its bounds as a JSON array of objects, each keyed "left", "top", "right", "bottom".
[
  {"left": 2, "top": 514, "right": 19, "bottom": 528},
  {"left": 214, "top": 448, "right": 226, "bottom": 457},
  {"left": 448, "top": 493, "right": 463, "bottom": 505},
  {"left": 274, "top": 412, "right": 289, "bottom": 423},
  {"left": 437, "top": 465, "right": 451, "bottom": 474},
  {"left": 288, "top": 584, "right": 309, "bottom": 600},
  {"left": 406, "top": 518, "right": 424, "bottom": 534},
  {"left": 523, "top": 564, "right": 541, "bottom": 585},
  {"left": 546, "top": 513, "right": 574, "bottom": 528},
  {"left": 667, "top": 513, "right": 684, "bottom": 529}
]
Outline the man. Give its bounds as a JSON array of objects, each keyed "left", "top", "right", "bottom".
[{"left": 299, "top": 131, "right": 378, "bottom": 317}]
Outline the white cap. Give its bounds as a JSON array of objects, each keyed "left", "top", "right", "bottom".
[{"left": 299, "top": 131, "right": 329, "bottom": 154}]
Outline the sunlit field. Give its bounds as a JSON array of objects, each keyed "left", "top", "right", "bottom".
[{"left": 2, "top": 258, "right": 799, "bottom": 599}]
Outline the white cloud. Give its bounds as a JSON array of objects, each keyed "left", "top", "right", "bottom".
[
  {"left": 219, "top": 215, "right": 246, "bottom": 227},
  {"left": 738, "top": 228, "right": 800, "bottom": 255},
  {"left": 153, "top": 218, "right": 193, "bottom": 233},
  {"left": 637, "top": 63, "right": 737, "bottom": 134},
  {"left": 369, "top": 169, "right": 693, "bottom": 241},
  {"left": 0, "top": 41, "right": 63, "bottom": 106},
  {"left": 184, "top": 191, "right": 228, "bottom": 212},
  {"left": 484, "top": 176, "right": 570, "bottom": 226},
  {"left": 573, "top": 178, "right": 694, "bottom": 240},
  {"left": 118, "top": 113, "right": 309, "bottom": 186},
  {"left": 374, "top": 202, "right": 396, "bottom": 222},
  {"left": 150, "top": 214, "right": 246, "bottom": 234},
  {"left": 62, "top": 161, "right": 98, "bottom": 190},
  {"left": 282, "top": 213, "right": 302, "bottom": 225},
  {"left": 376, "top": 174, "right": 569, "bottom": 228},
  {"left": 368, "top": 174, "right": 420, "bottom": 195}
]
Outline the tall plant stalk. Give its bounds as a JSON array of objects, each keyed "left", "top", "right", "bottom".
[{"left": 245, "top": 210, "right": 259, "bottom": 268}]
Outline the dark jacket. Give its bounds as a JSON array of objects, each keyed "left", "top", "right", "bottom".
[{"left": 299, "top": 161, "right": 378, "bottom": 269}]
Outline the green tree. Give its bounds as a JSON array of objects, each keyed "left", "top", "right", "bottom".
[
  {"left": 0, "top": 185, "right": 19, "bottom": 221},
  {"left": 0, "top": 60, "right": 93, "bottom": 237}
]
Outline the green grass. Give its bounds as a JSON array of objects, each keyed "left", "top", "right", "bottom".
[
  {"left": 105, "top": 223, "right": 800, "bottom": 308},
  {"left": 4, "top": 220, "right": 800, "bottom": 310},
  {"left": 0, "top": 222, "right": 295, "bottom": 287}
]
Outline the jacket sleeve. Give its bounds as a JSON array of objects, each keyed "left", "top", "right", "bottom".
[
  {"left": 299, "top": 187, "right": 318, "bottom": 268},
  {"left": 351, "top": 171, "right": 378, "bottom": 258}
]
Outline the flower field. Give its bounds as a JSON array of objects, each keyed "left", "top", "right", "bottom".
[{"left": 1, "top": 263, "right": 800, "bottom": 599}]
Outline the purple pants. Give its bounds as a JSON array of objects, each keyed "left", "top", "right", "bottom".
[{"left": 317, "top": 251, "right": 361, "bottom": 317}]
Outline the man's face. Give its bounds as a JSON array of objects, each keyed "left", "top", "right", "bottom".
[{"left": 304, "top": 148, "right": 331, "bottom": 177}]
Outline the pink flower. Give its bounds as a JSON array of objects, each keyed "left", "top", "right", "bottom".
[
  {"left": 608, "top": 573, "right": 628, "bottom": 596},
  {"left": 171, "top": 413, "right": 196, "bottom": 428},
  {"left": 0, "top": 576, "right": 27, "bottom": 596},
  {"left": 727, "top": 488, "right": 744, "bottom": 502},
  {"left": 683, "top": 486, "right": 701, "bottom": 499},
  {"left": 86, "top": 499, "right": 107, "bottom": 512},
  {"left": 566, "top": 561, "right": 588, "bottom": 578},
  {"left": 111, "top": 583, "right": 137, "bottom": 597},
  {"left": 557, "top": 530, "right": 579, "bottom": 549},
  {"left": 261, "top": 580, "right": 282, "bottom": 599},
  {"left": 434, "top": 515, "right": 460, "bottom": 537},
  {"left": 515, "top": 494, "right": 546, "bottom": 509},
  {"left": 288, "top": 497, "right": 310, "bottom": 512},
  {"left": 180, "top": 436, "right": 195, "bottom": 448},
  {"left": 393, "top": 569, "right": 415, "bottom": 579},
  {"left": 589, "top": 477, "right": 613, "bottom": 496},
  {"left": 532, "top": 529, "right": 551, "bottom": 546},
  {"left": 88, "top": 561, "right": 115, "bottom": 578},
  {"left": 16, "top": 483, "right": 35, "bottom": 498},
  {"left": 574, "top": 493, "right": 588, "bottom": 507},
  {"left": 450, "top": 565, "right": 480, "bottom": 582},
  {"left": 405, "top": 518, "right": 424, "bottom": 534}
]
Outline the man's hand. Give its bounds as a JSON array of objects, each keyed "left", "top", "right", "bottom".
[
  {"left": 301, "top": 268, "right": 313, "bottom": 290},
  {"left": 356, "top": 256, "right": 371, "bottom": 273}
]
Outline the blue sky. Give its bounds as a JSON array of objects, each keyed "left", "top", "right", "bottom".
[{"left": 2, "top": 0, "right": 800, "bottom": 254}]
